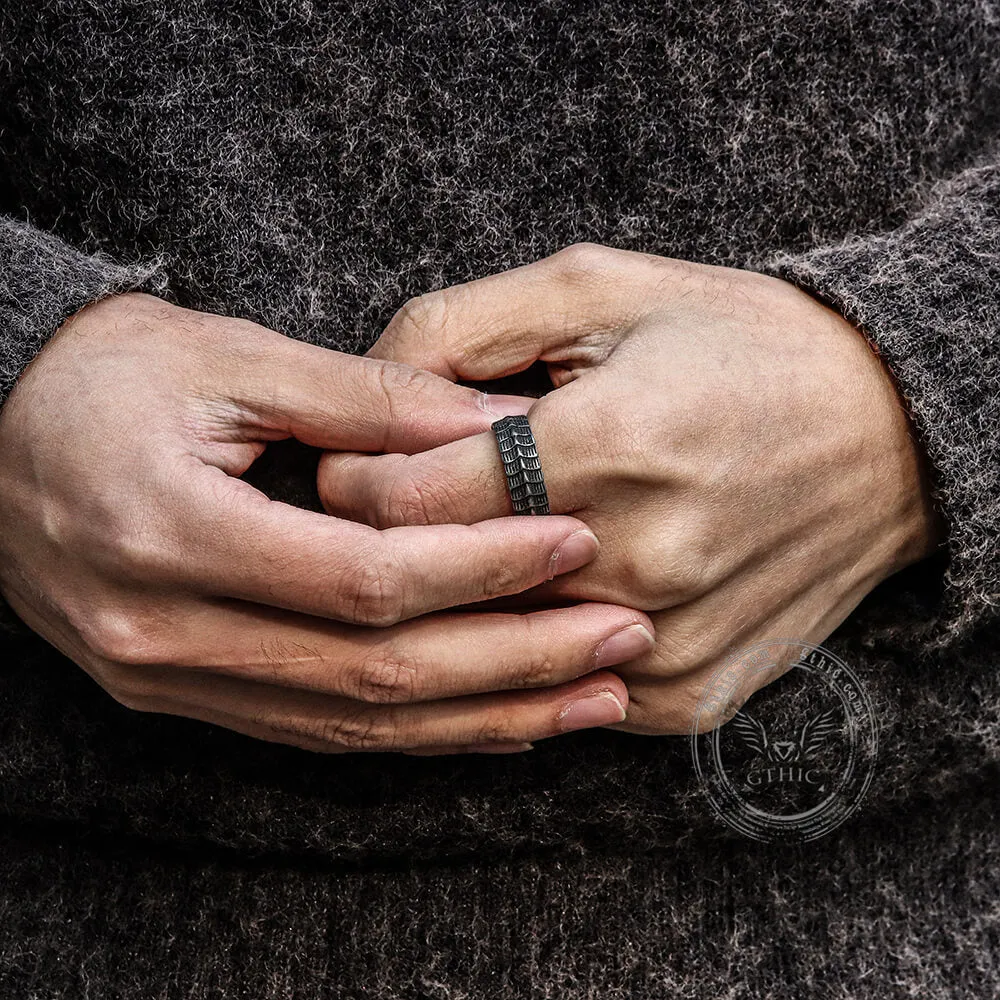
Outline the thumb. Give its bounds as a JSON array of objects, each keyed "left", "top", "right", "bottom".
[
  {"left": 225, "top": 330, "right": 534, "bottom": 455},
  {"left": 369, "top": 243, "right": 642, "bottom": 381}
]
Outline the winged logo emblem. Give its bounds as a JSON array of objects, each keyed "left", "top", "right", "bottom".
[{"left": 730, "top": 707, "right": 841, "bottom": 763}]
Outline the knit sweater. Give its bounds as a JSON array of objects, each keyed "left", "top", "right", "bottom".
[{"left": 1, "top": 3, "right": 999, "bottom": 997}]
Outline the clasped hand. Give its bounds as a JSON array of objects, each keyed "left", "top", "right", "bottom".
[
  {"left": 321, "top": 244, "right": 942, "bottom": 737},
  {"left": 0, "top": 245, "right": 940, "bottom": 754}
]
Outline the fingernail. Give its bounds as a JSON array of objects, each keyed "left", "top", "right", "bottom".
[
  {"left": 481, "top": 393, "right": 534, "bottom": 417},
  {"left": 465, "top": 742, "right": 535, "bottom": 754},
  {"left": 548, "top": 528, "right": 599, "bottom": 579},
  {"left": 594, "top": 624, "right": 655, "bottom": 668},
  {"left": 558, "top": 690, "right": 627, "bottom": 733}
]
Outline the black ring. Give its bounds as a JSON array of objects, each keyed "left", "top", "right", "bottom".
[{"left": 491, "top": 415, "right": 551, "bottom": 515}]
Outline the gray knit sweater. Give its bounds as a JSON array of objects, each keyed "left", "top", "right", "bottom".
[{"left": 2, "top": 3, "right": 1000, "bottom": 998}]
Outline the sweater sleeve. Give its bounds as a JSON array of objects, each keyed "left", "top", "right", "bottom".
[
  {"left": 0, "top": 216, "right": 165, "bottom": 404},
  {"left": 758, "top": 150, "right": 1000, "bottom": 657},
  {"left": 0, "top": 216, "right": 166, "bottom": 635}
]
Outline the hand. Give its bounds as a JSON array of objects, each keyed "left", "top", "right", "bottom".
[
  {"left": 0, "top": 291, "right": 655, "bottom": 754},
  {"left": 318, "top": 244, "right": 942, "bottom": 734}
]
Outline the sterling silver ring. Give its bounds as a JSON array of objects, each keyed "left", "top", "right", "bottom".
[{"left": 492, "top": 415, "right": 551, "bottom": 515}]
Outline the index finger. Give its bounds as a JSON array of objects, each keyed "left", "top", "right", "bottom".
[
  {"left": 151, "top": 599, "right": 655, "bottom": 703},
  {"left": 219, "top": 325, "right": 534, "bottom": 454},
  {"left": 161, "top": 459, "right": 601, "bottom": 626},
  {"left": 368, "top": 244, "right": 654, "bottom": 379},
  {"left": 317, "top": 393, "right": 586, "bottom": 529}
]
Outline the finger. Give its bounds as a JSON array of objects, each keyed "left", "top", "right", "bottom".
[
  {"left": 174, "top": 462, "right": 603, "bottom": 624},
  {"left": 611, "top": 652, "right": 792, "bottom": 737},
  {"left": 318, "top": 393, "right": 586, "bottom": 528},
  {"left": 603, "top": 576, "right": 862, "bottom": 735},
  {"left": 224, "top": 327, "right": 535, "bottom": 453},
  {"left": 319, "top": 433, "right": 514, "bottom": 526},
  {"left": 369, "top": 244, "right": 658, "bottom": 379},
  {"left": 154, "top": 599, "right": 656, "bottom": 702},
  {"left": 130, "top": 666, "right": 630, "bottom": 752}
]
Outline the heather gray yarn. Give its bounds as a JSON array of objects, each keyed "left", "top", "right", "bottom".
[
  {"left": 1, "top": 3, "right": 999, "bottom": 997},
  {"left": 762, "top": 152, "right": 1000, "bottom": 655},
  {"left": 0, "top": 218, "right": 165, "bottom": 404}
]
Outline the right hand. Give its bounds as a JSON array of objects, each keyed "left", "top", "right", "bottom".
[{"left": 0, "top": 293, "right": 653, "bottom": 754}]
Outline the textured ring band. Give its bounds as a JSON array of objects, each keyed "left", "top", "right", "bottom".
[{"left": 491, "top": 414, "right": 551, "bottom": 516}]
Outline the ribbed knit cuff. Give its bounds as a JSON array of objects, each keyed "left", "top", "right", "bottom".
[
  {"left": 0, "top": 216, "right": 167, "bottom": 635},
  {"left": 758, "top": 156, "right": 1000, "bottom": 655}
]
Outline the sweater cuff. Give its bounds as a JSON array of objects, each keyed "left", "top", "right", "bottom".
[
  {"left": 758, "top": 157, "right": 1000, "bottom": 656},
  {"left": 0, "top": 217, "right": 167, "bottom": 636},
  {"left": 0, "top": 217, "right": 166, "bottom": 405}
]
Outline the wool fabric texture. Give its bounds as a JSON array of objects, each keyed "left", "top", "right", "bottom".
[{"left": 1, "top": 2, "right": 999, "bottom": 997}]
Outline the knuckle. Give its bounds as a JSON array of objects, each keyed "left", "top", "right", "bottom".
[
  {"left": 343, "top": 556, "right": 407, "bottom": 627},
  {"left": 222, "top": 314, "right": 274, "bottom": 347},
  {"left": 626, "top": 564, "right": 671, "bottom": 610},
  {"left": 318, "top": 453, "right": 396, "bottom": 526},
  {"left": 366, "top": 360, "right": 445, "bottom": 447},
  {"left": 629, "top": 542, "right": 713, "bottom": 609},
  {"left": 352, "top": 647, "right": 419, "bottom": 704},
  {"left": 623, "top": 658, "right": 752, "bottom": 737},
  {"left": 506, "top": 617, "right": 560, "bottom": 688},
  {"left": 108, "top": 519, "right": 180, "bottom": 582},
  {"left": 316, "top": 451, "right": 348, "bottom": 513},
  {"left": 105, "top": 678, "right": 154, "bottom": 713},
  {"left": 317, "top": 711, "right": 398, "bottom": 751},
  {"left": 549, "top": 242, "right": 616, "bottom": 282},
  {"left": 95, "top": 661, "right": 163, "bottom": 713},
  {"left": 682, "top": 664, "right": 754, "bottom": 735},
  {"left": 374, "top": 358, "right": 438, "bottom": 399},
  {"left": 636, "top": 685, "right": 708, "bottom": 735},
  {"left": 691, "top": 691, "right": 748, "bottom": 734},
  {"left": 511, "top": 651, "right": 559, "bottom": 689},
  {"left": 646, "top": 253, "right": 698, "bottom": 290},
  {"left": 380, "top": 468, "right": 437, "bottom": 528},
  {"left": 75, "top": 607, "right": 166, "bottom": 667},
  {"left": 388, "top": 291, "right": 450, "bottom": 344},
  {"left": 469, "top": 719, "right": 513, "bottom": 745},
  {"left": 254, "top": 711, "right": 397, "bottom": 751},
  {"left": 650, "top": 624, "right": 718, "bottom": 676},
  {"left": 664, "top": 554, "right": 714, "bottom": 605},
  {"left": 478, "top": 560, "right": 523, "bottom": 601}
]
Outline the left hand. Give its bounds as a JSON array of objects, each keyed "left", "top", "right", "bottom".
[{"left": 318, "top": 244, "right": 943, "bottom": 735}]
